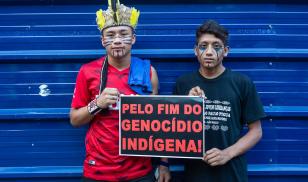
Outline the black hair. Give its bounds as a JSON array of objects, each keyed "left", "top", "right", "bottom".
[{"left": 195, "top": 19, "right": 229, "bottom": 46}]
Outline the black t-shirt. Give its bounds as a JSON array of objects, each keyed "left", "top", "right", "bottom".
[{"left": 174, "top": 69, "right": 266, "bottom": 182}]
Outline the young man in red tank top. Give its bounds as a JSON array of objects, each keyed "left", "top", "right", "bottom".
[{"left": 70, "top": 1, "right": 171, "bottom": 181}]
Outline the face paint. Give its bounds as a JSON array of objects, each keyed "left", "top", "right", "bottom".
[
  {"left": 102, "top": 38, "right": 113, "bottom": 47},
  {"left": 112, "top": 49, "right": 124, "bottom": 57},
  {"left": 197, "top": 43, "right": 224, "bottom": 58},
  {"left": 103, "top": 34, "right": 133, "bottom": 47},
  {"left": 214, "top": 46, "right": 223, "bottom": 58},
  {"left": 120, "top": 37, "right": 133, "bottom": 44},
  {"left": 103, "top": 34, "right": 133, "bottom": 57}
]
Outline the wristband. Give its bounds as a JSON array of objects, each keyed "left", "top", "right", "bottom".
[
  {"left": 159, "top": 161, "right": 169, "bottom": 168},
  {"left": 87, "top": 99, "right": 102, "bottom": 115}
]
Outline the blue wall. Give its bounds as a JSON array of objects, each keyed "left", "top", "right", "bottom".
[{"left": 0, "top": 1, "right": 308, "bottom": 181}]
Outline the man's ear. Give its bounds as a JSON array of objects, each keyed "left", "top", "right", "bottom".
[
  {"left": 101, "top": 35, "right": 106, "bottom": 48},
  {"left": 194, "top": 46, "right": 198, "bottom": 57},
  {"left": 223, "top": 46, "right": 229, "bottom": 57},
  {"left": 131, "top": 34, "right": 136, "bottom": 45}
]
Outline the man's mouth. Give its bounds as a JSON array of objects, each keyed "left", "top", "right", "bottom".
[
  {"left": 112, "top": 47, "right": 124, "bottom": 50},
  {"left": 204, "top": 58, "right": 215, "bottom": 62}
]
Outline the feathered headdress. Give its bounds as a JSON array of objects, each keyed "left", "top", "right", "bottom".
[{"left": 96, "top": 0, "right": 140, "bottom": 32}]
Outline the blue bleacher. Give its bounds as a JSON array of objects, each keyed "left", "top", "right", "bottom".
[{"left": 0, "top": 1, "right": 308, "bottom": 181}]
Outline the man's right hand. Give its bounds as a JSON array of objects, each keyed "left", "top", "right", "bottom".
[
  {"left": 188, "top": 86, "right": 205, "bottom": 97},
  {"left": 96, "top": 88, "right": 119, "bottom": 109}
]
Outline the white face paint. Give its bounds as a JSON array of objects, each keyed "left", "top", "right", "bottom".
[{"left": 103, "top": 35, "right": 133, "bottom": 47}]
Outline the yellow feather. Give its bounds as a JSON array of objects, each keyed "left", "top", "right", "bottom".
[
  {"left": 130, "top": 8, "right": 140, "bottom": 28},
  {"left": 96, "top": 9, "right": 105, "bottom": 31}
]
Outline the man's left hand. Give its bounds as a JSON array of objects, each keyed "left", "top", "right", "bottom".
[
  {"left": 203, "top": 148, "right": 232, "bottom": 166},
  {"left": 158, "top": 165, "right": 171, "bottom": 182}
]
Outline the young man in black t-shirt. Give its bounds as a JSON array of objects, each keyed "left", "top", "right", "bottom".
[{"left": 174, "top": 20, "right": 266, "bottom": 182}]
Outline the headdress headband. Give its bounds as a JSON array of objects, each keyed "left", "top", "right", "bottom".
[{"left": 96, "top": 0, "right": 140, "bottom": 32}]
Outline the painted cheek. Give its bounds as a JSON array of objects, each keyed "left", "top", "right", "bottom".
[
  {"left": 198, "top": 48, "right": 206, "bottom": 56},
  {"left": 103, "top": 38, "right": 113, "bottom": 47},
  {"left": 122, "top": 37, "right": 133, "bottom": 45},
  {"left": 214, "top": 47, "right": 223, "bottom": 54},
  {"left": 212, "top": 48, "right": 223, "bottom": 59},
  {"left": 103, "top": 37, "right": 132, "bottom": 46}
]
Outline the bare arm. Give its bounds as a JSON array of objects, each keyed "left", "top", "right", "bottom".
[
  {"left": 70, "top": 88, "right": 119, "bottom": 127},
  {"left": 151, "top": 66, "right": 159, "bottom": 95},
  {"left": 225, "top": 120, "right": 262, "bottom": 158},
  {"left": 204, "top": 120, "right": 262, "bottom": 166},
  {"left": 70, "top": 107, "right": 94, "bottom": 127},
  {"left": 70, "top": 66, "right": 158, "bottom": 127}
]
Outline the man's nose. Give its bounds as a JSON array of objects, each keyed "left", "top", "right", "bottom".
[
  {"left": 113, "top": 36, "right": 122, "bottom": 44},
  {"left": 205, "top": 46, "right": 214, "bottom": 55}
]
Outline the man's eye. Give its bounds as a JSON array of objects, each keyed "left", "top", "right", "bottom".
[
  {"left": 199, "top": 45, "right": 207, "bottom": 49},
  {"left": 213, "top": 44, "right": 223, "bottom": 49}
]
